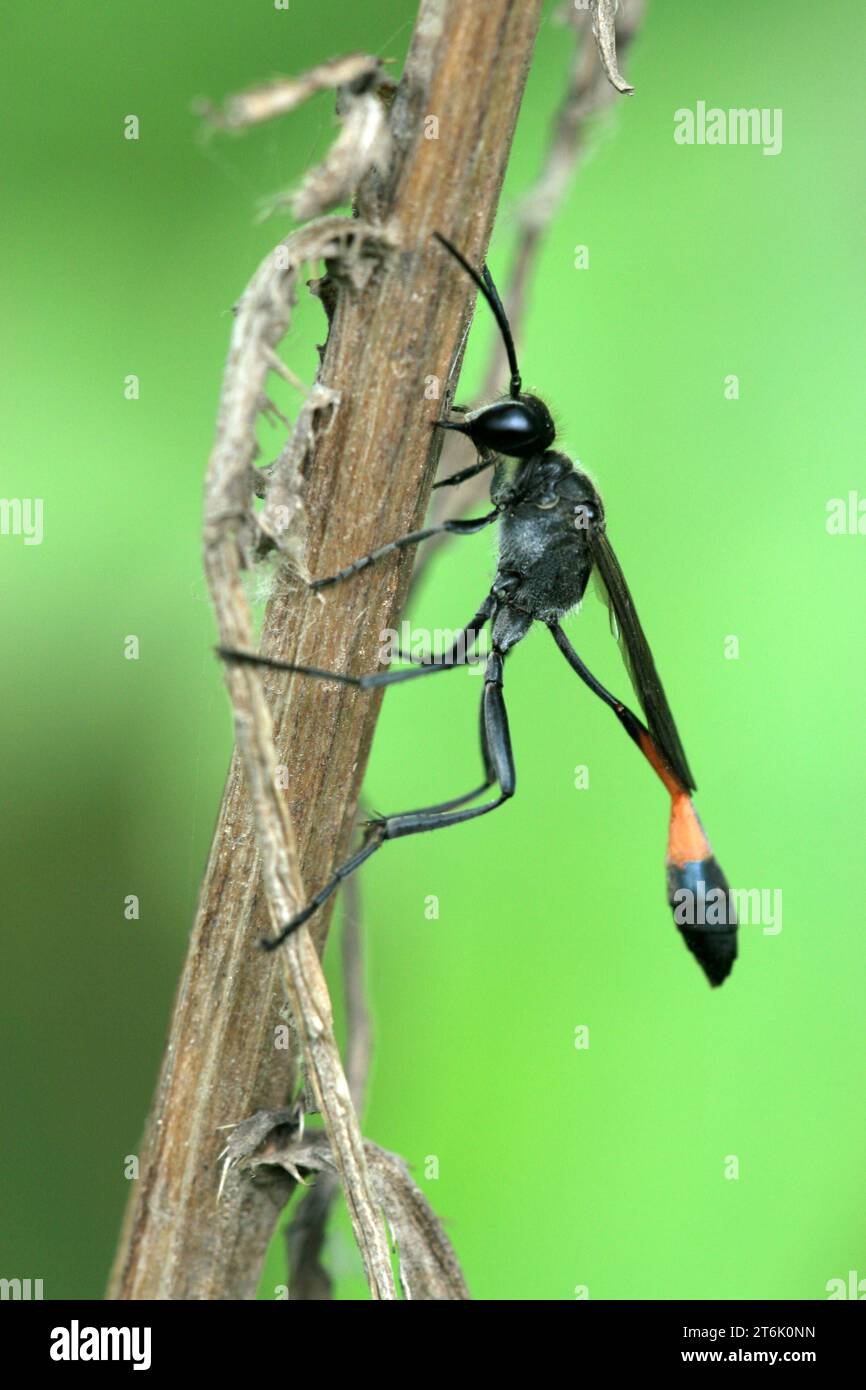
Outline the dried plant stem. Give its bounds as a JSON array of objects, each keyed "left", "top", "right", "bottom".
[
  {"left": 202, "top": 503, "right": 396, "bottom": 1297},
  {"left": 284, "top": 877, "right": 373, "bottom": 1300},
  {"left": 108, "top": 0, "right": 543, "bottom": 1301},
  {"left": 416, "top": 0, "right": 646, "bottom": 584}
]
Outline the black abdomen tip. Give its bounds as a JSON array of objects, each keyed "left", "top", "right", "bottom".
[{"left": 667, "top": 858, "right": 738, "bottom": 987}]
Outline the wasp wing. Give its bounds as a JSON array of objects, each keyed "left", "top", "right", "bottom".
[{"left": 589, "top": 526, "right": 696, "bottom": 792}]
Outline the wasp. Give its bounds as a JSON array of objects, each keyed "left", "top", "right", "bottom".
[{"left": 223, "top": 232, "right": 737, "bottom": 985}]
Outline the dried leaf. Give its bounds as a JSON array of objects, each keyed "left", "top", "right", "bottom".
[
  {"left": 291, "top": 95, "right": 392, "bottom": 220},
  {"left": 204, "top": 216, "right": 391, "bottom": 560},
  {"left": 203, "top": 215, "right": 399, "bottom": 1301},
  {"left": 256, "top": 382, "right": 340, "bottom": 574},
  {"left": 225, "top": 1112, "right": 470, "bottom": 1301},
  {"left": 202, "top": 54, "right": 384, "bottom": 130},
  {"left": 200, "top": 53, "right": 394, "bottom": 221},
  {"left": 590, "top": 0, "right": 635, "bottom": 94}
]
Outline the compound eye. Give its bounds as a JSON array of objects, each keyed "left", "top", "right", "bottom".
[{"left": 470, "top": 401, "right": 547, "bottom": 458}]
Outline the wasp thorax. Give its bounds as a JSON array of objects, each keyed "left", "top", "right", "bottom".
[{"left": 455, "top": 393, "right": 555, "bottom": 459}]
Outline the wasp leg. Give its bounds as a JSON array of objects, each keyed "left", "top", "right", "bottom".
[
  {"left": 261, "top": 648, "right": 515, "bottom": 951},
  {"left": 218, "top": 596, "right": 495, "bottom": 689},
  {"left": 430, "top": 452, "right": 497, "bottom": 490},
  {"left": 310, "top": 510, "right": 498, "bottom": 591}
]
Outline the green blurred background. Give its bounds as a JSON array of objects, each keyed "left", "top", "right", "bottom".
[{"left": 2, "top": 0, "right": 863, "bottom": 1301}]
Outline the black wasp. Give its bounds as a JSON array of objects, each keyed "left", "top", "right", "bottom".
[{"left": 223, "top": 232, "right": 738, "bottom": 985}]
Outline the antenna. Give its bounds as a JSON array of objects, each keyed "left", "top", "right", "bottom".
[{"left": 433, "top": 231, "right": 521, "bottom": 397}]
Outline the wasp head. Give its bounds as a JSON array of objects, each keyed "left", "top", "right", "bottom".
[{"left": 437, "top": 393, "right": 555, "bottom": 460}]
